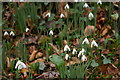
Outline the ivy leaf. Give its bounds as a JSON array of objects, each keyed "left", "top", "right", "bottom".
[
  {"left": 39, "top": 62, "right": 46, "bottom": 70},
  {"left": 103, "top": 58, "right": 111, "bottom": 64},
  {"left": 91, "top": 60, "right": 99, "bottom": 67}
]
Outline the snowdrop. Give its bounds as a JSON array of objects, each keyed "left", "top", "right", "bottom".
[
  {"left": 78, "top": 48, "right": 86, "bottom": 57},
  {"left": 81, "top": 55, "right": 87, "bottom": 62},
  {"left": 26, "top": 27, "right": 29, "bottom": 32},
  {"left": 83, "top": 3, "right": 89, "bottom": 8},
  {"left": 64, "top": 4, "right": 69, "bottom": 9},
  {"left": 46, "top": 12, "right": 51, "bottom": 18},
  {"left": 97, "top": 0, "right": 102, "bottom": 5},
  {"left": 91, "top": 40, "right": 98, "bottom": 48},
  {"left": 10, "top": 31, "right": 15, "bottom": 36},
  {"left": 82, "top": 38, "right": 90, "bottom": 45},
  {"left": 72, "top": 48, "right": 77, "bottom": 55},
  {"left": 60, "top": 13, "right": 65, "bottom": 18},
  {"left": 88, "top": 12, "right": 94, "bottom": 21},
  {"left": 65, "top": 54, "right": 69, "bottom": 60},
  {"left": 4, "top": 31, "right": 9, "bottom": 36},
  {"left": 64, "top": 44, "right": 71, "bottom": 52},
  {"left": 15, "top": 60, "right": 27, "bottom": 70},
  {"left": 49, "top": 30, "right": 53, "bottom": 35}
]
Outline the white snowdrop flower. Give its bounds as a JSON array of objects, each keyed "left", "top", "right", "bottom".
[
  {"left": 72, "top": 48, "right": 77, "bottom": 55},
  {"left": 46, "top": 12, "right": 51, "bottom": 18},
  {"left": 82, "top": 38, "right": 90, "bottom": 45},
  {"left": 64, "top": 4, "right": 69, "bottom": 9},
  {"left": 64, "top": 44, "right": 71, "bottom": 52},
  {"left": 91, "top": 40, "right": 98, "bottom": 48},
  {"left": 78, "top": 48, "right": 86, "bottom": 57},
  {"left": 49, "top": 30, "right": 53, "bottom": 35},
  {"left": 4, "top": 31, "right": 9, "bottom": 36},
  {"left": 88, "top": 12, "right": 94, "bottom": 21},
  {"left": 26, "top": 27, "right": 29, "bottom": 32},
  {"left": 81, "top": 55, "right": 87, "bottom": 62},
  {"left": 83, "top": 3, "right": 89, "bottom": 8},
  {"left": 97, "top": 0, "right": 102, "bottom": 5},
  {"left": 15, "top": 60, "right": 27, "bottom": 70},
  {"left": 81, "top": 48, "right": 86, "bottom": 53},
  {"left": 78, "top": 53, "right": 81, "bottom": 58},
  {"left": 60, "top": 13, "right": 65, "bottom": 18},
  {"left": 65, "top": 54, "right": 69, "bottom": 60},
  {"left": 10, "top": 31, "right": 15, "bottom": 36}
]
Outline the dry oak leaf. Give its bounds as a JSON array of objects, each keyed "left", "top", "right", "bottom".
[
  {"left": 101, "top": 28, "right": 108, "bottom": 36},
  {"left": 30, "top": 58, "right": 45, "bottom": 64},
  {"left": 29, "top": 50, "right": 38, "bottom": 61},
  {"left": 21, "top": 68, "right": 28, "bottom": 78},
  {"left": 100, "top": 25, "right": 111, "bottom": 36},
  {"left": 84, "top": 25, "right": 95, "bottom": 36},
  {"left": 35, "top": 52, "right": 43, "bottom": 58}
]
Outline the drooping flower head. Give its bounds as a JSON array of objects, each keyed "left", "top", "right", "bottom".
[
  {"left": 10, "top": 31, "right": 15, "bottom": 36},
  {"left": 49, "top": 30, "right": 53, "bottom": 35},
  {"left": 46, "top": 12, "right": 51, "bottom": 18},
  {"left": 64, "top": 4, "right": 69, "bottom": 9},
  {"left": 97, "top": 0, "right": 102, "bottom": 5},
  {"left": 78, "top": 48, "right": 86, "bottom": 57},
  {"left": 15, "top": 60, "right": 27, "bottom": 70},
  {"left": 60, "top": 13, "right": 65, "bottom": 18},
  {"left": 82, "top": 38, "right": 90, "bottom": 45},
  {"left": 4, "top": 31, "right": 9, "bottom": 36},
  {"left": 83, "top": 3, "right": 89, "bottom": 8},
  {"left": 72, "top": 48, "right": 77, "bottom": 55},
  {"left": 64, "top": 44, "right": 71, "bottom": 52},
  {"left": 81, "top": 55, "right": 87, "bottom": 62},
  {"left": 91, "top": 40, "right": 98, "bottom": 48},
  {"left": 26, "top": 27, "right": 29, "bottom": 32},
  {"left": 65, "top": 54, "right": 69, "bottom": 60},
  {"left": 88, "top": 12, "right": 94, "bottom": 21}
]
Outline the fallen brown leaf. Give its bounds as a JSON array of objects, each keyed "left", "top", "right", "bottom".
[
  {"left": 84, "top": 25, "right": 95, "bottom": 36},
  {"left": 21, "top": 68, "right": 28, "bottom": 78},
  {"left": 29, "top": 50, "right": 38, "bottom": 61},
  {"left": 35, "top": 52, "right": 43, "bottom": 58},
  {"left": 6, "top": 57, "right": 10, "bottom": 68},
  {"left": 63, "top": 40, "right": 67, "bottom": 46},
  {"left": 30, "top": 58, "right": 44, "bottom": 64},
  {"left": 101, "top": 28, "right": 108, "bottom": 36}
]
